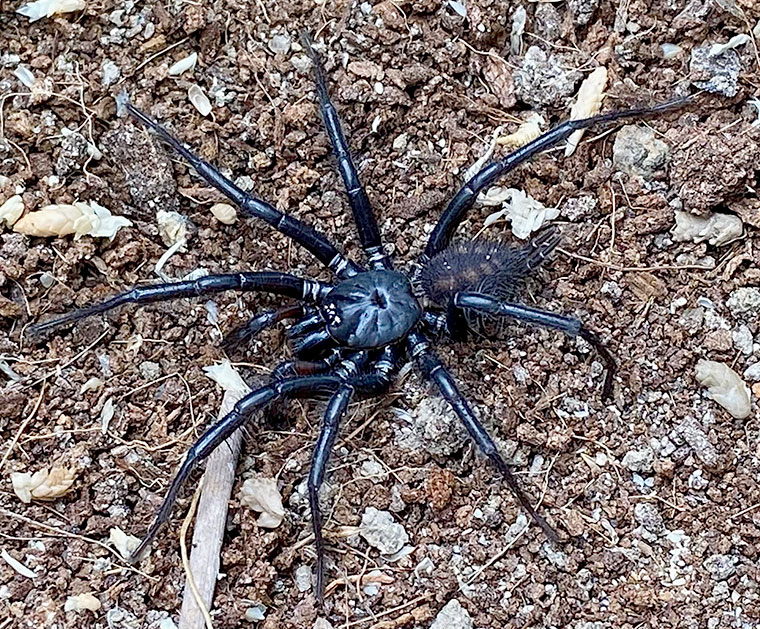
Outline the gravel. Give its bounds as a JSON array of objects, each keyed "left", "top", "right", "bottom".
[
  {"left": 359, "top": 507, "right": 409, "bottom": 555},
  {"left": 430, "top": 599, "right": 473, "bottom": 629}
]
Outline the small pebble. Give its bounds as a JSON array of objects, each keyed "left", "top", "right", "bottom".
[
  {"left": 360, "top": 507, "right": 409, "bottom": 555},
  {"left": 612, "top": 125, "right": 670, "bottom": 180},
  {"left": 268, "top": 33, "right": 291, "bottom": 54},
  {"left": 622, "top": 446, "right": 654, "bottom": 473},
  {"left": 634, "top": 502, "right": 665, "bottom": 534},
  {"left": 294, "top": 565, "right": 311, "bottom": 592},
  {"left": 703, "top": 554, "right": 737, "bottom": 580},
  {"left": 430, "top": 599, "right": 473, "bottom": 629},
  {"left": 726, "top": 287, "right": 760, "bottom": 317},
  {"left": 690, "top": 44, "right": 741, "bottom": 97}
]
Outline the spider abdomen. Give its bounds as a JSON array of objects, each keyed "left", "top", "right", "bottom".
[
  {"left": 320, "top": 270, "right": 422, "bottom": 349},
  {"left": 419, "top": 240, "right": 528, "bottom": 306}
]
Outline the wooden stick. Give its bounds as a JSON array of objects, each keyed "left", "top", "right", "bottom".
[{"left": 178, "top": 383, "right": 250, "bottom": 629}]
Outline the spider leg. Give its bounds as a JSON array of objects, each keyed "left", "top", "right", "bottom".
[
  {"left": 223, "top": 304, "right": 306, "bottom": 351},
  {"left": 301, "top": 33, "right": 390, "bottom": 270},
  {"left": 453, "top": 292, "right": 615, "bottom": 399},
  {"left": 30, "top": 272, "right": 330, "bottom": 335},
  {"left": 408, "top": 331, "right": 559, "bottom": 543},
  {"left": 307, "top": 347, "right": 396, "bottom": 602},
  {"left": 309, "top": 383, "right": 354, "bottom": 604},
  {"left": 423, "top": 98, "right": 691, "bottom": 259},
  {"left": 126, "top": 104, "right": 362, "bottom": 278},
  {"left": 130, "top": 374, "right": 342, "bottom": 561},
  {"left": 271, "top": 349, "right": 341, "bottom": 381}
]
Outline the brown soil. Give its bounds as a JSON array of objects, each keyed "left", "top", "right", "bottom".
[{"left": 1, "top": 1, "right": 759, "bottom": 628}]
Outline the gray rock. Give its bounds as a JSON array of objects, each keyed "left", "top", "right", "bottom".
[
  {"left": 676, "top": 418, "right": 719, "bottom": 469},
  {"left": 567, "top": 0, "right": 600, "bottom": 25},
  {"left": 514, "top": 46, "right": 580, "bottom": 108},
  {"left": 744, "top": 362, "right": 760, "bottom": 382},
  {"left": 360, "top": 507, "right": 409, "bottom": 555},
  {"left": 139, "top": 361, "right": 161, "bottom": 380},
  {"left": 268, "top": 33, "right": 291, "bottom": 54},
  {"left": 634, "top": 502, "right": 665, "bottom": 534},
  {"left": 612, "top": 125, "right": 670, "bottom": 180},
  {"left": 727, "top": 287, "right": 760, "bottom": 317},
  {"left": 101, "top": 59, "right": 120, "bottom": 86},
  {"left": 561, "top": 195, "right": 598, "bottom": 221},
  {"left": 313, "top": 620, "right": 334, "bottom": 629},
  {"left": 406, "top": 395, "right": 469, "bottom": 457},
  {"left": 622, "top": 446, "right": 655, "bottom": 473},
  {"left": 690, "top": 45, "right": 741, "bottom": 97},
  {"left": 294, "top": 565, "right": 312, "bottom": 592},
  {"left": 55, "top": 131, "right": 89, "bottom": 177},
  {"left": 732, "top": 325, "right": 753, "bottom": 355},
  {"left": 534, "top": 3, "right": 562, "bottom": 43},
  {"left": 430, "top": 600, "right": 473, "bottom": 629},
  {"left": 703, "top": 554, "right": 737, "bottom": 580}
]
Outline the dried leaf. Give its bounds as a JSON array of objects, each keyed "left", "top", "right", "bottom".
[
  {"left": 64, "top": 593, "right": 101, "bottom": 612},
  {"left": 203, "top": 360, "right": 249, "bottom": 393},
  {"left": 497, "top": 112, "right": 544, "bottom": 148},
  {"left": 1, "top": 548, "right": 37, "bottom": 578},
  {"left": 16, "top": 0, "right": 85, "bottom": 22},
  {"left": 156, "top": 210, "right": 189, "bottom": 247},
  {"left": 565, "top": 67, "right": 607, "bottom": 156},
  {"left": 188, "top": 84, "right": 212, "bottom": 117},
  {"left": 168, "top": 52, "right": 198, "bottom": 76},
  {"left": 100, "top": 397, "right": 115, "bottom": 434},
  {"left": 696, "top": 360, "right": 751, "bottom": 419},
  {"left": 0, "top": 195, "right": 24, "bottom": 227},
  {"left": 482, "top": 188, "right": 559, "bottom": 239},
  {"left": 240, "top": 477, "right": 286, "bottom": 529},
  {"left": 13, "top": 201, "right": 132, "bottom": 239},
  {"left": 10, "top": 466, "right": 77, "bottom": 503},
  {"left": 210, "top": 202, "right": 237, "bottom": 225},
  {"left": 109, "top": 527, "right": 142, "bottom": 560},
  {"left": 671, "top": 210, "right": 744, "bottom": 246}
]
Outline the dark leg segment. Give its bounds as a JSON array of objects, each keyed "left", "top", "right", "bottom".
[
  {"left": 424, "top": 98, "right": 691, "bottom": 259},
  {"left": 130, "top": 374, "right": 342, "bottom": 561},
  {"left": 301, "top": 34, "right": 389, "bottom": 269},
  {"left": 127, "top": 104, "right": 362, "bottom": 277},
  {"left": 308, "top": 384, "right": 354, "bottom": 603},
  {"left": 31, "top": 272, "right": 329, "bottom": 335},
  {"left": 408, "top": 331, "right": 559, "bottom": 543},
  {"left": 453, "top": 292, "right": 614, "bottom": 399},
  {"left": 223, "top": 304, "right": 305, "bottom": 350}
]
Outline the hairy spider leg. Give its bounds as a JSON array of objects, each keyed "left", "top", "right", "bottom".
[
  {"left": 223, "top": 304, "right": 307, "bottom": 350},
  {"left": 301, "top": 34, "right": 391, "bottom": 271},
  {"left": 424, "top": 98, "right": 692, "bottom": 259},
  {"left": 453, "top": 292, "right": 615, "bottom": 399},
  {"left": 29, "top": 272, "right": 330, "bottom": 335},
  {"left": 126, "top": 104, "right": 362, "bottom": 278},
  {"left": 408, "top": 331, "right": 560, "bottom": 543},
  {"left": 130, "top": 374, "right": 344, "bottom": 561}
]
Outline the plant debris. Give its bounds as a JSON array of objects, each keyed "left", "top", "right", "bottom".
[
  {"left": 16, "top": 0, "right": 84, "bottom": 22},
  {"left": 695, "top": 359, "right": 752, "bottom": 419},
  {"left": 483, "top": 188, "right": 559, "bottom": 238},
  {"left": 239, "top": 477, "right": 286, "bottom": 529},
  {"left": 11, "top": 201, "right": 132, "bottom": 239},
  {"left": 10, "top": 466, "right": 77, "bottom": 503}
]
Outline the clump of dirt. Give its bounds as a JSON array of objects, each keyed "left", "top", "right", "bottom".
[{"left": 1, "top": 1, "right": 759, "bottom": 628}]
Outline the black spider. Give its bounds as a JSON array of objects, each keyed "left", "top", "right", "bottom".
[{"left": 30, "top": 36, "right": 687, "bottom": 602}]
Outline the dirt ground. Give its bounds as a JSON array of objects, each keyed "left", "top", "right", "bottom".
[{"left": 2, "top": 0, "right": 760, "bottom": 628}]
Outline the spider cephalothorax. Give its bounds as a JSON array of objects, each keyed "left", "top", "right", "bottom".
[{"left": 30, "top": 33, "right": 687, "bottom": 603}]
